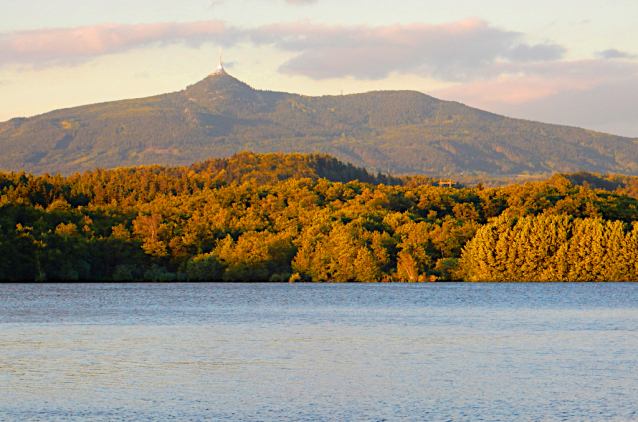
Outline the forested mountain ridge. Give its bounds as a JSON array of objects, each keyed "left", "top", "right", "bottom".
[{"left": 2, "top": 72, "right": 637, "bottom": 176}]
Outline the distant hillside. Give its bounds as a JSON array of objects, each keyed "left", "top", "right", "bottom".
[
  {"left": 2, "top": 71, "right": 638, "bottom": 176},
  {"left": 0, "top": 152, "right": 403, "bottom": 212},
  {"left": 188, "top": 151, "right": 404, "bottom": 186}
]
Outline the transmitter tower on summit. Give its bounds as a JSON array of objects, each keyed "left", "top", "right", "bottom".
[{"left": 214, "top": 47, "right": 226, "bottom": 75}]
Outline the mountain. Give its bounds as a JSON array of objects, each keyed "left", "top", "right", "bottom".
[{"left": 2, "top": 71, "right": 637, "bottom": 176}]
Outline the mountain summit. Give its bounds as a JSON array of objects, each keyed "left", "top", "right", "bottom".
[{"left": 1, "top": 70, "right": 637, "bottom": 176}]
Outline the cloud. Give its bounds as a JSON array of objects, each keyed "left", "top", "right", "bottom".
[
  {"left": 474, "top": 76, "right": 638, "bottom": 137},
  {"left": 432, "top": 59, "right": 638, "bottom": 136},
  {"left": 597, "top": 48, "right": 637, "bottom": 60},
  {"left": 434, "top": 60, "right": 638, "bottom": 103},
  {"left": 502, "top": 43, "right": 566, "bottom": 63},
  {"left": 0, "top": 21, "right": 235, "bottom": 67},
  {"left": 247, "top": 18, "right": 565, "bottom": 81},
  {"left": 3, "top": 18, "right": 636, "bottom": 135},
  {"left": 0, "top": 18, "right": 565, "bottom": 80},
  {"left": 435, "top": 77, "right": 581, "bottom": 105}
]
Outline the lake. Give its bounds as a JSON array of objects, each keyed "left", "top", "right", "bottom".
[{"left": 1, "top": 283, "right": 637, "bottom": 421}]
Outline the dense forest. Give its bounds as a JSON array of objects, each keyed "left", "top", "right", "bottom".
[
  {"left": 2, "top": 72, "right": 638, "bottom": 178},
  {"left": 1, "top": 152, "right": 638, "bottom": 281}
]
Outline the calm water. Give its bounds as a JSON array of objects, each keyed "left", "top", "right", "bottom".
[{"left": 1, "top": 283, "right": 637, "bottom": 421}]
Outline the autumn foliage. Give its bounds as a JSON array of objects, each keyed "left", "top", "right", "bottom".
[{"left": 1, "top": 152, "right": 638, "bottom": 281}]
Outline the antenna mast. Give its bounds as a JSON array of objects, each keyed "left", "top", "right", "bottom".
[{"left": 215, "top": 46, "right": 225, "bottom": 75}]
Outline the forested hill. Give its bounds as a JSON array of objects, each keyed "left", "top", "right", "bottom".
[
  {"left": 2, "top": 152, "right": 638, "bottom": 281},
  {"left": 2, "top": 71, "right": 638, "bottom": 176}
]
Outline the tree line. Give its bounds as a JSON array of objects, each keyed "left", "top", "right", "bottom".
[{"left": 1, "top": 152, "right": 637, "bottom": 281}]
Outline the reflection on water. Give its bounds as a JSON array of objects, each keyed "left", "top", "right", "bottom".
[{"left": 1, "top": 283, "right": 638, "bottom": 421}]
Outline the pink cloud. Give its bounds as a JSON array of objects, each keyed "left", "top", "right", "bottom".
[
  {"left": 1, "top": 19, "right": 637, "bottom": 135},
  {"left": 0, "top": 18, "right": 565, "bottom": 79},
  {"left": 247, "top": 18, "right": 561, "bottom": 80},
  {"left": 0, "top": 21, "right": 233, "bottom": 67},
  {"left": 435, "top": 77, "right": 576, "bottom": 105},
  {"left": 434, "top": 60, "right": 638, "bottom": 105},
  {"left": 431, "top": 59, "right": 638, "bottom": 136},
  {"left": 485, "top": 76, "right": 638, "bottom": 137}
]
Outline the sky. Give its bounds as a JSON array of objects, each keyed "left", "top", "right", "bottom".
[{"left": 1, "top": 0, "right": 638, "bottom": 136}]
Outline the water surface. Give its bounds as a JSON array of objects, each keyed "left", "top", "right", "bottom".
[{"left": 1, "top": 283, "right": 637, "bottom": 421}]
